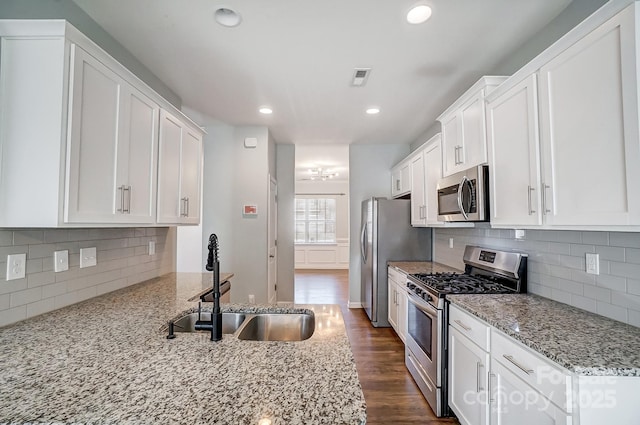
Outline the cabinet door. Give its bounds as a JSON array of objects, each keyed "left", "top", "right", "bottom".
[
  {"left": 442, "top": 113, "right": 461, "bottom": 177},
  {"left": 180, "top": 128, "right": 202, "bottom": 224},
  {"left": 459, "top": 91, "right": 487, "bottom": 168},
  {"left": 157, "top": 110, "right": 183, "bottom": 223},
  {"left": 410, "top": 152, "right": 426, "bottom": 226},
  {"left": 65, "top": 45, "right": 121, "bottom": 223},
  {"left": 387, "top": 278, "right": 398, "bottom": 332},
  {"left": 116, "top": 85, "right": 159, "bottom": 223},
  {"left": 487, "top": 74, "right": 542, "bottom": 227},
  {"left": 424, "top": 135, "right": 443, "bottom": 225},
  {"left": 449, "top": 327, "right": 489, "bottom": 425},
  {"left": 539, "top": 5, "right": 640, "bottom": 226},
  {"left": 490, "top": 358, "right": 570, "bottom": 425},
  {"left": 397, "top": 287, "right": 408, "bottom": 343}
]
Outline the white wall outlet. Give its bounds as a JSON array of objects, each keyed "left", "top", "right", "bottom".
[
  {"left": 449, "top": 238, "right": 454, "bottom": 249},
  {"left": 248, "top": 294, "right": 256, "bottom": 304},
  {"left": 80, "top": 247, "right": 97, "bottom": 268},
  {"left": 6, "top": 253, "right": 26, "bottom": 281},
  {"left": 586, "top": 253, "right": 599, "bottom": 275},
  {"left": 515, "top": 229, "right": 526, "bottom": 240},
  {"left": 148, "top": 241, "right": 156, "bottom": 256},
  {"left": 54, "top": 250, "right": 69, "bottom": 272}
]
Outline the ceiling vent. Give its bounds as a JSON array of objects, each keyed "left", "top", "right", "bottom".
[{"left": 351, "top": 68, "right": 371, "bottom": 87}]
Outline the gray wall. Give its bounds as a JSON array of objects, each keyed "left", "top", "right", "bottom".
[
  {"left": 348, "top": 144, "right": 412, "bottom": 305},
  {"left": 434, "top": 227, "right": 640, "bottom": 327},
  {"left": 0, "top": 0, "right": 180, "bottom": 107},
  {"left": 276, "top": 144, "right": 295, "bottom": 302},
  {"left": 0, "top": 227, "right": 176, "bottom": 327}
]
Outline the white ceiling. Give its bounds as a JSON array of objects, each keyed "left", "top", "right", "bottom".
[{"left": 73, "top": 0, "right": 572, "bottom": 147}]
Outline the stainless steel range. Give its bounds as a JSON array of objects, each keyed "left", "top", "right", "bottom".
[{"left": 404, "top": 245, "right": 527, "bottom": 417}]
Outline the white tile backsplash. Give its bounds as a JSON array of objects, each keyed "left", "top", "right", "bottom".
[
  {"left": 0, "top": 227, "right": 175, "bottom": 327},
  {"left": 434, "top": 227, "right": 640, "bottom": 327}
]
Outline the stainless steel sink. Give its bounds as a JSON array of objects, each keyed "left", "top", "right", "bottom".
[
  {"left": 169, "top": 311, "right": 315, "bottom": 341},
  {"left": 172, "top": 312, "right": 246, "bottom": 334},
  {"left": 237, "top": 313, "right": 315, "bottom": 341}
]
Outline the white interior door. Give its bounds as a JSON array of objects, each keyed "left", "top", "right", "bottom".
[{"left": 268, "top": 177, "right": 278, "bottom": 303}]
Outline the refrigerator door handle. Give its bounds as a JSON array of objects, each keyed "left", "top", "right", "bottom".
[{"left": 360, "top": 221, "right": 367, "bottom": 263}]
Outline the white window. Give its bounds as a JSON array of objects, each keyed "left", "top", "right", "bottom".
[{"left": 295, "top": 198, "right": 336, "bottom": 243}]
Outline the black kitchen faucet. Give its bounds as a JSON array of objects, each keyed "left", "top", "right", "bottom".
[{"left": 194, "top": 233, "right": 223, "bottom": 341}]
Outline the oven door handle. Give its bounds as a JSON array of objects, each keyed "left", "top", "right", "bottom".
[{"left": 407, "top": 292, "right": 438, "bottom": 317}]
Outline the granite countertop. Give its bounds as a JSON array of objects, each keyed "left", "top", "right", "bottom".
[
  {"left": 0, "top": 273, "right": 366, "bottom": 424},
  {"left": 388, "top": 261, "right": 462, "bottom": 275},
  {"left": 448, "top": 293, "right": 640, "bottom": 377}
]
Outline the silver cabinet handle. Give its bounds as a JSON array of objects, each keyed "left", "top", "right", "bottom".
[
  {"left": 527, "top": 186, "right": 535, "bottom": 215},
  {"left": 180, "top": 197, "right": 188, "bottom": 217},
  {"left": 117, "top": 185, "right": 124, "bottom": 213},
  {"left": 396, "top": 179, "right": 401, "bottom": 191},
  {"left": 454, "top": 319, "right": 472, "bottom": 331},
  {"left": 123, "top": 185, "right": 131, "bottom": 214},
  {"left": 503, "top": 354, "right": 534, "bottom": 375},
  {"left": 476, "top": 362, "right": 484, "bottom": 392},
  {"left": 542, "top": 183, "right": 551, "bottom": 214},
  {"left": 489, "top": 373, "right": 496, "bottom": 403},
  {"left": 185, "top": 197, "right": 190, "bottom": 217}
]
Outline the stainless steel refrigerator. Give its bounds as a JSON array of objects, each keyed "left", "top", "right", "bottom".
[{"left": 360, "top": 197, "right": 432, "bottom": 327}]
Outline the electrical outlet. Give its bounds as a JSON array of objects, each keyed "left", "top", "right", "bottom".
[
  {"left": 449, "top": 238, "right": 454, "bottom": 249},
  {"left": 586, "top": 253, "right": 599, "bottom": 275},
  {"left": 148, "top": 241, "right": 156, "bottom": 256},
  {"left": 54, "top": 250, "right": 69, "bottom": 272},
  {"left": 515, "top": 229, "right": 526, "bottom": 240},
  {"left": 6, "top": 253, "right": 26, "bottom": 280},
  {"left": 248, "top": 294, "right": 256, "bottom": 304},
  {"left": 80, "top": 247, "right": 97, "bottom": 268}
]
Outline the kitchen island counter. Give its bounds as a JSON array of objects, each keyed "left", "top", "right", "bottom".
[
  {"left": 448, "top": 293, "right": 640, "bottom": 377},
  {"left": 0, "top": 273, "right": 366, "bottom": 424}
]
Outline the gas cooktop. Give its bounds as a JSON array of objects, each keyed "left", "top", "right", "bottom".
[{"left": 408, "top": 272, "right": 514, "bottom": 295}]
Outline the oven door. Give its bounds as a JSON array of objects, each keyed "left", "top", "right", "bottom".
[{"left": 406, "top": 292, "right": 441, "bottom": 387}]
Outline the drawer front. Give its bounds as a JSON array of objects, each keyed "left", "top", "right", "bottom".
[
  {"left": 492, "top": 329, "right": 572, "bottom": 412},
  {"left": 449, "top": 304, "right": 490, "bottom": 351},
  {"left": 388, "top": 267, "right": 407, "bottom": 286}
]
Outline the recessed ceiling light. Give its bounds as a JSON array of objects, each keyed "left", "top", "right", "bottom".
[
  {"left": 366, "top": 108, "right": 380, "bottom": 115},
  {"left": 407, "top": 5, "right": 432, "bottom": 24},
  {"left": 214, "top": 8, "right": 242, "bottom": 27},
  {"left": 259, "top": 107, "right": 273, "bottom": 115}
]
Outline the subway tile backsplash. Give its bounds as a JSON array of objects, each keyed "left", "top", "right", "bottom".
[
  {"left": 434, "top": 227, "right": 640, "bottom": 327},
  {"left": 0, "top": 228, "right": 175, "bottom": 328}
]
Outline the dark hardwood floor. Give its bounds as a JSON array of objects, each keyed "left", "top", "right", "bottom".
[{"left": 295, "top": 269, "right": 459, "bottom": 425}]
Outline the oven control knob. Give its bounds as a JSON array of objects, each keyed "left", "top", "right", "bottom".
[
  {"left": 407, "top": 283, "right": 415, "bottom": 290},
  {"left": 415, "top": 288, "right": 422, "bottom": 295},
  {"left": 422, "top": 293, "right": 433, "bottom": 302}
]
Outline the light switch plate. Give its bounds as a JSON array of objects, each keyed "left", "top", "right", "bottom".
[
  {"left": 515, "top": 229, "right": 526, "bottom": 239},
  {"left": 54, "top": 250, "right": 69, "bottom": 272},
  {"left": 80, "top": 247, "right": 97, "bottom": 268},
  {"left": 6, "top": 253, "right": 26, "bottom": 280},
  {"left": 148, "top": 241, "right": 156, "bottom": 256}
]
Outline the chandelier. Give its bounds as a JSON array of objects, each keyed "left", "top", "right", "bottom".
[{"left": 308, "top": 167, "right": 339, "bottom": 181}]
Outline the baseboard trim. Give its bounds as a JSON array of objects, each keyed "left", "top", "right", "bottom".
[{"left": 348, "top": 301, "right": 362, "bottom": 309}]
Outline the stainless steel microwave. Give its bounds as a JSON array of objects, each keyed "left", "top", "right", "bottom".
[{"left": 437, "top": 165, "right": 489, "bottom": 222}]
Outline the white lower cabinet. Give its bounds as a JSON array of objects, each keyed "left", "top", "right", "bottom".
[
  {"left": 489, "top": 358, "right": 570, "bottom": 425},
  {"left": 387, "top": 267, "right": 408, "bottom": 343},
  {"left": 449, "top": 326, "right": 490, "bottom": 425}
]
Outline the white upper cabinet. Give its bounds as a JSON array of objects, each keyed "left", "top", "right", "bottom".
[
  {"left": 538, "top": 4, "right": 640, "bottom": 227},
  {"left": 410, "top": 151, "right": 426, "bottom": 226},
  {"left": 391, "top": 159, "right": 411, "bottom": 198},
  {"left": 488, "top": 2, "right": 640, "bottom": 230},
  {"left": 0, "top": 20, "right": 202, "bottom": 227},
  {"left": 439, "top": 76, "right": 507, "bottom": 177},
  {"left": 487, "top": 74, "right": 542, "bottom": 227},
  {"left": 65, "top": 45, "right": 158, "bottom": 224},
  {"left": 157, "top": 110, "right": 202, "bottom": 225}
]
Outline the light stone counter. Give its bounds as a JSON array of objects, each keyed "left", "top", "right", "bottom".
[
  {"left": 0, "top": 273, "right": 366, "bottom": 424},
  {"left": 448, "top": 293, "right": 640, "bottom": 377}
]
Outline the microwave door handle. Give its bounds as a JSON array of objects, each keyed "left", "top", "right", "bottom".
[{"left": 457, "top": 177, "right": 469, "bottom": 220}]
